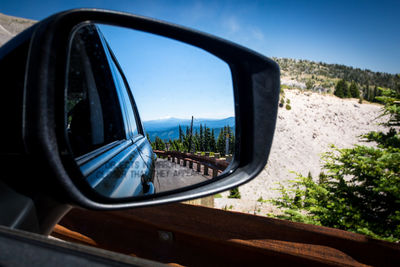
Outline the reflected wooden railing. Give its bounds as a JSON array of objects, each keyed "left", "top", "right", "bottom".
[{"left": 153, "top": 150, "right": 231, "bottom": 178}]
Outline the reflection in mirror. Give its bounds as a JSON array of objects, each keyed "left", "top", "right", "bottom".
[{"left": 66, "top": 23, "right": 235, "bottom": 199}]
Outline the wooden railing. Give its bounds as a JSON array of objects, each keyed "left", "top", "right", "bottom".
[{"left": 153, "top": 150, "right": 230, "bottom": 178}]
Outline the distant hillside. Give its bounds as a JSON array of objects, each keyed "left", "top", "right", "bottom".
[
  {"left": 0, "top": 13, "right": 36, "bottom": 47},
  {"left": 274, "top": 57, "right": 400, "bottom": 94},
  {"left": 143, "top": 117, "right": 235, "bottom": 141}
]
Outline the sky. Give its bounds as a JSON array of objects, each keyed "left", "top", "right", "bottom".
[
  {"left": 2, "top": 0, "right": 399, "bottom": 74},
  {"left": 98, "top": 24, "right": 234, "bottom": 121},
  {"left": 2, "top": 0, "right": 399, "bottom": 120}
]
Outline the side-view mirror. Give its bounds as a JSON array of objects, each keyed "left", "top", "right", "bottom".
[
  {"left": 0, "top": 9, "right": 279, "bottom": 233},
  {"left": 66, "top": 23, "right": 236, "bottom": 199}
]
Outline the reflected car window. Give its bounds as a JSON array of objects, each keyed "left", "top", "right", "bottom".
[
  {"left": 108, "top": 54, "right": 139, "bottom": 137},
  {"left": 66, "top": 25, "right": 125, "bottom": 157}
]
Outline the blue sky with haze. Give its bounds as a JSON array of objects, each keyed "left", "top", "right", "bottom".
[
  {"left": 2, "top": 0, "right": 399, "bottom": 74},
  {"left": 2, "top": 0, "right": 399, "bottom": 120},
  {"left": 98, "top": 24, "right": 234, "bottom": 120}
]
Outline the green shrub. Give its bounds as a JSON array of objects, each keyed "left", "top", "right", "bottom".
[
  {"left": 306, "top": 79, "right": 314, "bottom": 90},
  {"left": 285, "top": 104, "right": 292, "bottom": 110},
  {"left": 279, "top": 97, "right": 285, "bottom": 108},
  {"left": 223, "top": 205, "right": 234, "bottom": 210},
  {"left": 228, "top": 187, "right": 241, "bottom": 199}
]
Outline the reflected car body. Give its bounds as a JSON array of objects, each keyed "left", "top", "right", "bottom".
[{"left": 66, "top": 24, "right": 156, "bottom": 198}]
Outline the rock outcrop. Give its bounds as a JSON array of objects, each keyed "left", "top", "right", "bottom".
[{"left": 0, "top": 13, "right": 36, "bottom": 47}]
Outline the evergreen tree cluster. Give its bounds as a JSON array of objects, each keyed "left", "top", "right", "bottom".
[
  {"left": 148, "top": 124, "right": 235, "bottom": 156},
  {"left": 333, "top": 78, "right": 386, "bottom": 102},
  {"left": 274, "top": 57, "right": 400, "bottom": 91},
  {"left": 334, "top": 79, "right": 360, "bottom": 98},
  {"left": 147, "top": 133, "right": 166, "bottom": 151},
  {"left": 215, "top": 126, "right": 235, "bottom": 156}
]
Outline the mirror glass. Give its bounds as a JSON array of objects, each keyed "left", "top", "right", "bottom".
[{"left": 66, "top": 23, "right": 235, "bottom": 199}]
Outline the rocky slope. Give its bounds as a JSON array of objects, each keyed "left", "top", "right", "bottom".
[
  {"left": 215, "top": 89, "right": 387, "bottom": 215},
  {"left": 0, "top": 13, "right": 35, "bottom": 47}
]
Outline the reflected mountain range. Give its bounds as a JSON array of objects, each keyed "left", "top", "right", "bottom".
[{"left": 143, "top": 117, "right": 235, "bottom": 141}]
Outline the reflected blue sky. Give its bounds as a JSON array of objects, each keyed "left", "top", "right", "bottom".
[{"left": 99, "top": 25, "right": 234, "bottom": 121}]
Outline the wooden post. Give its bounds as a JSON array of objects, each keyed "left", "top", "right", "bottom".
[
  {"left": 189, "top": 160, "right": 193, "bottom": 169},
  {"left": 177, "top": 158, "right": 180, "bottom": 165},
  {"left": 212, "top": 168, "right": 218, "bottom": 178},
  {"left": 196, "top": 162, "right": 201, "bottom": 172},
  {"left": 204, "top": 165, "right": 209, "bottom": 176},
  {"left": 183, "top": 159, "right": 187, "bottom": 167}
]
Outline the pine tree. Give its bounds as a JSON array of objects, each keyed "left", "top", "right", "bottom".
[
  {"left": 204, "top": 125, "right": 211, "bottom": 152},
  {"left": 344, "top": 81, "right": 351, "bottom": 98},
  {"left": 194, "top": 129, "right": 200, "bottom": 151},
  {"left": 349, "top": 81, "right": 360, "bottom": 98},
  {"left": 210, "top": 129, "right": 216, "bottom": 152},
  {"left": 216, "top": 128, "right": 225, "bottom": 155},
  {"left": 168, "top": 139, "right": 173, "bottom": 151},
  {"left": 368, "top": 86, "right": 374, "bottom": 101},
  {"left": 225, "top": 126, "right": 235, "bottom": 154},
  {"left": 228, "top": 126, "right": 235, "bottom": 154},
  {"left": 334, "top": 79, "right": 345, "bottom": 98},
  {"left": 174, "top": 140, "right": 181, "bottom": 151},
  {"left": 363, "top": 84, "right": 369, "bottom": 101},
  {"left": 178, "top": 125, "right": 183, "bottom": 143},
  {"left": 154, "top": 137, "right": 165, "bottom": 150},
  {"left": 199, "top": 124, "right": 204, "bottom": 151},
  {"left": 373, "top": 85, "right": 378, "bottom": 100}
]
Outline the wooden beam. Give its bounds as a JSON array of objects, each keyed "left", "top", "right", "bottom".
[{"left": 53, "top": 203, "right": 400, "bottom": 266}]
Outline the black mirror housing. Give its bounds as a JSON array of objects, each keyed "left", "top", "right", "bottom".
[{"left": 1, "top": 9, "right": 280, "bottom": 210}]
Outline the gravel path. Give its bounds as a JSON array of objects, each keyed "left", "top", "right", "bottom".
[{"left": 154, "top": 158, "right": 209, "bottom": 193}]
